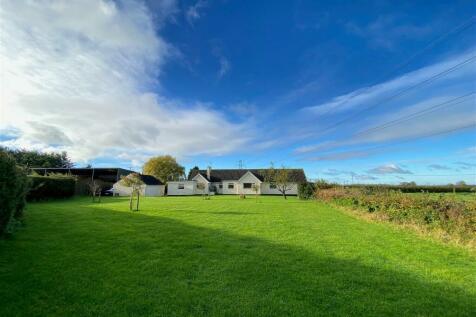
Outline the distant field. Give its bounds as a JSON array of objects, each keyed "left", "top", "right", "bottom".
[
  {"left": 406, "top": 192, "right": 476, "bottom": 201},
  {"left": 1, "top": 196, "right": 475, "bottom": 316}
]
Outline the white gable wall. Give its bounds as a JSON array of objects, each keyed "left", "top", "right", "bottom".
[
  {"left": 192, "top": 174, "right": 210, "bottom": 195},
  {"left": 238, "top": 172, "right": 262, "bottom": 195}
]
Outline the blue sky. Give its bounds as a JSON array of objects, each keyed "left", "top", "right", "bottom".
[{"left": 0, "top": 0, "right": 475, "bottom": 184}]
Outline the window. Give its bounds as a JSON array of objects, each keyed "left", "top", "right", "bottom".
[
  {"left": 228, "top": 183, "right": 234, "bottom": 189},
  {"left": 243, "top": 183, "right": 252, "bottom": 189},
  {"left": 269, "top": 183, "right": 277, "bottom": 189},
  {"left": 219, "top": 184, "right": 223, "bottom": 189},
  {"left": 178, "top": 184, "right": 184, "bottom": 189}
]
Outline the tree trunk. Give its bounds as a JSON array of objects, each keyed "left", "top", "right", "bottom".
[
  {"left": 136, "top": 191, "right": 140, "bottom": 211},
  {"left": 281, "top": 190, "right": 287, "bottom": 199},
  {"left": 129, "top": 193, "right": 133, "bottom": 211}
]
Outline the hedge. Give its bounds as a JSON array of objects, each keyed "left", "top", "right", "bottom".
[
  {"left": 298, "top": 182, "right": 315, "bottom": 199},
  {"left": 316, "top": 187, "right": 476, "bottom": 246},
  {"left": 27, "top": 175, "right": 76, "bottom": 201},
  {"left": 0, "top": 152, "right": 29, "bottom": 236}
]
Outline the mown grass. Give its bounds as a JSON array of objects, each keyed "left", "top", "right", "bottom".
[{"left": 1, "top": 196, "right": 475, "bottom": 316}]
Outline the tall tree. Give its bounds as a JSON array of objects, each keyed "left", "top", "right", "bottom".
[
  {"left": 0, "top": 147, "right": 73, "bottom": 168},
  {"left": 187, "top": 166, "right": 200, "bottom": 180},
  {"left": 143, "top": 155, "right": 184, "bottom": 183}
]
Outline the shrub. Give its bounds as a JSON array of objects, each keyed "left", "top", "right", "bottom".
[
  {"left": 298, "top": 182, "right": 315, "bottom": 200},
  {"left": 27, "top": 174, "right": 76, "bottom": 201},
  {"left": 315, "top": 187, "right": 476, "bottom": 245},
  {"left": 0, "top": 152, "right": 30, "bottom": 236}
]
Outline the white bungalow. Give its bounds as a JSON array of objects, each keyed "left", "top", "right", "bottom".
[
  {"left": 167, "top": 168, "right": 306, "bottom": 196},
  {"left": 113, "top": 175, "right": 165, "bottom": 197}
]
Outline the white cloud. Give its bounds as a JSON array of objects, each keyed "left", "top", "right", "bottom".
[
  {"left": 227, "top": 102, "right": 256, "bottom": 117},
  {"left": 454, "top": 161, "right": 476, "bottom": 170},
  {"left": 303, "top": 50, "right": 475, "bottom": 116},
  {"left": 428, "top": 164, "right": 452, "bottom": 171},
  {"left": 218, "top": 56, "right": 231, "bottom": 78},
  {"left": 345, "top": 15, "right": 433, "bottom": 50},
  {"left": 294, "top": 50, "right": 476, "bottom": 156},
  {"left": 211, "top": 43, "right": 231, "bottom": 79},
  {"left": 185, "top": 0, "right": 207, "bottom": 25},
  {"left": 0, "top": 0, "right": 249, "bottom": 163},
  {"left": 367, "top": 164, "right": 412, "bottom": 175}
]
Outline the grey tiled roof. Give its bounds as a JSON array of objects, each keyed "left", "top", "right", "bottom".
[{"left": 189, "top": 169, "right": 306, "bottom": 183}]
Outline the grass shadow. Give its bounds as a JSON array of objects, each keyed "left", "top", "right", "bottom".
[{"left": 1, "top": 205, "right": 475, "bottom": 316}]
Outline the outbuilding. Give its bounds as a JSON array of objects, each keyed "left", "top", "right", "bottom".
[{"left": 113, "top": 174, "right": 165, "bottom": 197}]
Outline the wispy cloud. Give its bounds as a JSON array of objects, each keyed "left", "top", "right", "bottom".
[
  {"left": 367, "top": 164, "right": 412, "bottom": 175},
  {"left": 428, "top": 164, "right": 452, "bottom": 170},
  {"left": 293, "top": 49, "right": 476, "bottom": 157},
  {"left": 304, "top": 148, "right": 381, "bottom": 161},
  {"left": 185, "top": 0, "right": 208, "bottom": 25},
  {"left": 218, "top": 56, "right": 230, "bottom": 78},
  {"left": 211, "top": 43, "right": 231, "bottom": 79},
  {"left": 320, "top": 168, "right": 378, "bottom": 181},
  {"left": 345, "top": 15, "right": 433, "bottom": 50},
  {"left": 0, "top": 0, "right": 248, "bottom": 163},
  {"left": 454, "top": 161, "right": 476, "bottom": 170},
  {"left": 227, "top": 102, "right": 256, "bottom": 117}
]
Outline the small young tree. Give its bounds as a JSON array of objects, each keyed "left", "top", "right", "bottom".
[
  {"left": 87, "top": 179, "right": 102, "bottom": 203},
  {"left": 263, "top": 165, "right": 296, "bottom": 199},
  {"left": 251, "top": 183, "right": 260, "bottom": 201},
  {"left": 119, "top": 173, "right": 144, "bottom": 211},
  {"left": 196, "top": 182, "right": 210, "bottom": 199}
]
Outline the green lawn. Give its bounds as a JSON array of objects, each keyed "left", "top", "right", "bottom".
[{"left": 1, "top": 196, "right": 475, "bottom": 316}]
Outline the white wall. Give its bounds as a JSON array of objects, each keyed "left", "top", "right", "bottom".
[
  {"left": 167, "top": 181, "right": 196, "bottom": 196},
  {"left": 238, "top": 172, "right": 262, "bottom": 195},
  {"left": 260, "top": 182, "right": 298, "bottom": 195},
  {"left": 191, "top": 174, "right": 210, "bottom": 195},
  {"left": 212, "top": 182, "right": 222, "bottom": 194},
  {"left": 221, "top": 180, "right": 239, "bottom": 194},
  {"left": 113, "top": 183, "right": 165, "bottom": 196},
  {"left": 113, "top": 183, "right": 133, "bottom": 196},
  {"left": 144, "top": 185, "right": 165, "bottom": 196}
]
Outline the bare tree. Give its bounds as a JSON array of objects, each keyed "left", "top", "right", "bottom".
[
  {"left": 251, "top": 183, "right": 260, "bottom": 201},
  {"left": 119, "top": 173, "right": 144, "bottom": 211},
  {"left": 87, "top": 179, "right": 103, "bottom": 203},
  {"left": 263, "top": 165, "right": 296, "bottom": 199},
  {"left": 196, "top": 182, "right": 210, "bottom": 199}
]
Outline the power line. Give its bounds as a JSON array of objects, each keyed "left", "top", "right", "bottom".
[
  {"left": 354, "top": 92, "right": 476, "bottom": 137},
  {"left": 313, "top": 16, "right": 476, "bottom": 119},
  {"left": 304, "top": 123, "right": 476, "bottom": 161},
  {"left": 316, "top": 54, "right": 476, "bottom": 136},
  {"left": 397, "top": 173, "right": 476, "bottom": 177},
  {"left": 386, "top": 16, "right": 476, "bottom": 79}
]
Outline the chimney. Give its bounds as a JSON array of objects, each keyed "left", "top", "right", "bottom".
[{"left": 206, "top": 166, "right": 211, "bottom": 180}]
